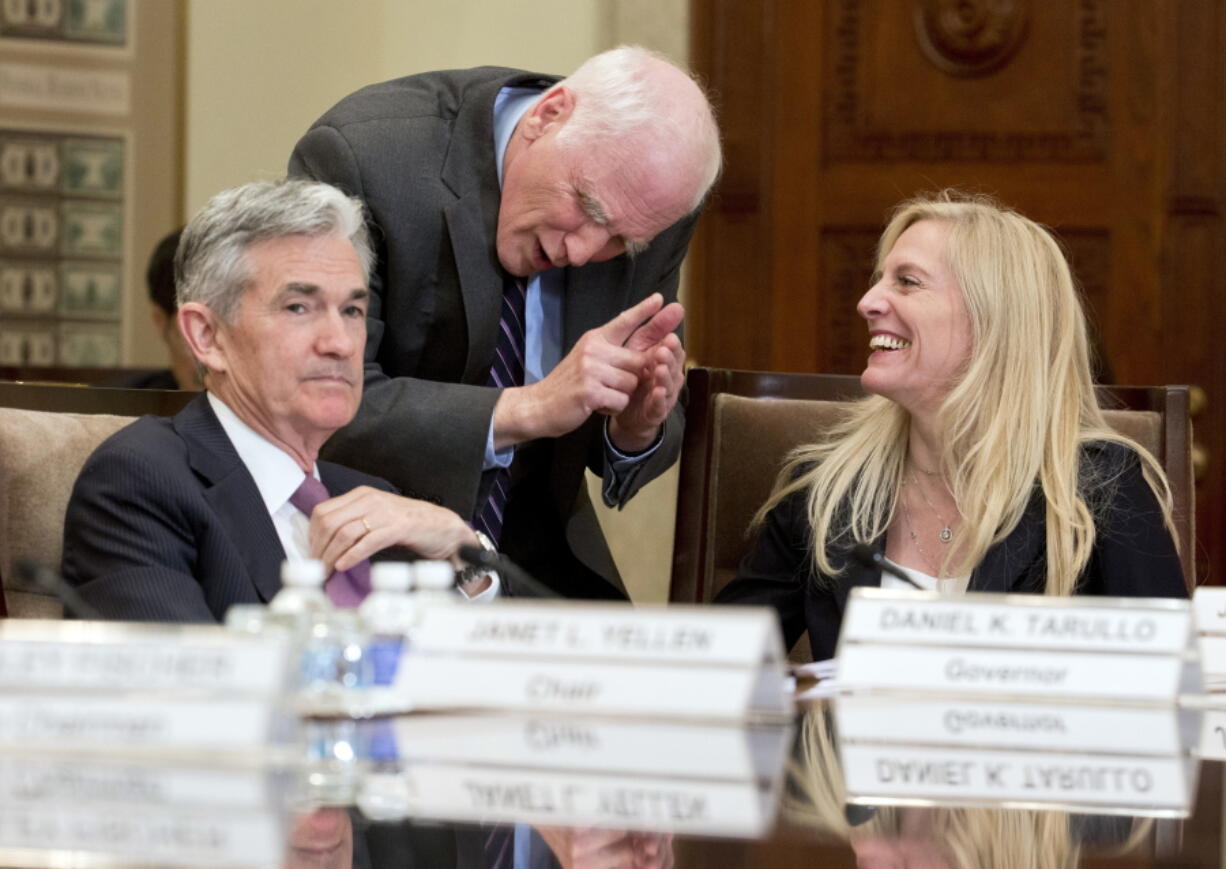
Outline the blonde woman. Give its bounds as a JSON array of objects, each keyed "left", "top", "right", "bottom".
[{"left": 717, "top": 192, "right": 1186, "bottom": 661}]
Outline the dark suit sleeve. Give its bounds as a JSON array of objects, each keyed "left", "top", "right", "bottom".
[
  {"left": 715, "top": 488, "right": 817, "bottom": 653},
  {"left": 1080, "top": 445, "right": 1187, "bottom": 598},
  {"left": 62, "top": 439, "right": 216, "bottom": 622},
  {"left": 291, "top": 123, "right": 501, "bottom": 516}
]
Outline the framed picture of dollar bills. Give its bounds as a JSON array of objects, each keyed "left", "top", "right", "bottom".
[
  {"left": 0, "top": 0, "right": 129, "bottom": 50},
  {"left": 0, "top": 0, "right": 179, "bottom": 378}
]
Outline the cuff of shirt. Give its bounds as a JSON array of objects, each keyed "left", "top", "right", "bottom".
[
  {"left": 458, "top": 570, "right": 501, "bottom": 602},
  {"left": 601, "top": 418, "right": 664, "bottom": 508},
  {"left": 483, "top": 417, "right": 515, "bottom": 471}
]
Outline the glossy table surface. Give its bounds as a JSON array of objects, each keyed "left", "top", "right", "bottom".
[{"left": 0, "top": 696, "right": 1220, "bottom": 869}]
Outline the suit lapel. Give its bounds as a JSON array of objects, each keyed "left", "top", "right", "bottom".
[
  {"left": 439, "top": 71, "right": 559, "bottom": 384},
  {"left": 970, "top": 491, "right": 1046, "bottom": 593},
  {"left": 174, "top": 395, "right": 286, "bottom": 604}
]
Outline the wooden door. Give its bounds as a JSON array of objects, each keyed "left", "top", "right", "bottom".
[{"left": 688, "top": 0, "right": 1224, "bottom": 582}]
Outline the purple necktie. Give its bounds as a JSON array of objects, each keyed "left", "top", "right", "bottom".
[
  {"left": 288, "top": 474, "right": 370, "bottom": 607},
  {"left": 475, "top": 277, "right": 527, "bottom": 543}
]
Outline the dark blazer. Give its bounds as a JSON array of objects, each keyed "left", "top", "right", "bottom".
[
  {"left": 717, "top": 442, "right": 1189, "bottom": 661},
  {"left": 288, "top": 67, "right": 698, "bottom": 598},
  {"left": 61, "top": 393, "right": 393, "bottom": 623}
]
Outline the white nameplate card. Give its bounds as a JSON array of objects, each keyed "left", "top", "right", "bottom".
[
  {"left": 1196, "top": 708, "right": 1226, "bottom": 760},
  {"left": 838, "top": 643, "right": 1191, "bottom": 701},
  {"left": 360, "top": 765, "right": 778, "bottom": 838},
  {"left": 837, "top": 589, "right": 1197, "bottom": 702},
  {"left": 365, "top": 715, "right": 791, "bottom": 782},
  {"left": 0, "top": 619, "right": 292, "bottom": 697},
  {"left": 1192, "top": 587, "right": 1226, "bottom": 635},
  {"left": 1197, "top": 635, "right": 1226, "bottom": 690},
  {"left": 0, "top": 806, "right": 285, "bottom": 868},
  {"left": 839, "top": 744, "right": 1197, "bottom": 817},
  {"left": 835, "top": 696, "right": 1195, "bottom": 755},
  {"left": 395, "top": 654, "right": 789, "bottom": 720},
  {"left": 414, "top": 600, "right": 780, "bottom": 663},
  {"left": 0, "top": 755, "right": 287, "bottom": 810},
  {"left": 841, "top": 589, "right": 1193, "bottom": 652},
  {"left": 0, "top": 695, "right": 295, "bottom": 758},
  {"left": 394, "top": 602, "right": 790, "bottom": 720},
  {"left": 1193, "top": 588, "right": 1226, "bottom": 691}
]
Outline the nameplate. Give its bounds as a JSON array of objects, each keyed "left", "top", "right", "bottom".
[
  {"left": 841, "top": 588, "right": 1192, "bottom": 653},
  {"left": 1192, "top": 587, "right": 1226, "bottom": 634},
  {"left": 0, "top": 620, "right": 291, "bottom": 696},
  {"left": 413, "top": 600, "right": 782, "bottom": 665},
  {"left": 0, "top": 695, "right": 292, "bottom": 757},
  {"left": 838, "top": 643, "right": 1188, "bottom": 701},
  {"left": 362, "top": 765, "right": 777, "bottom": 838},
  {"left": 840, "top": 744, "right": 1196, "bottom": 816},
  {"left": 834, "top": 696, "right": 1191, "bottom": 755},
  {"left": 1197, "top": 635, "right": 1226, "bottom": 679},
  {"left": 394, "top": 654, "right": 791, "bottom": 720},
  {"left": 0, "top": 807, "right": 284, "bottom": 867},
  {"left": 0, "top": 755, "right": 286, "bottom": 809},
  {"left": 364, "top": 715, "right": 791, "bottom": 781},
  {"left": 1197, "top": 709, "right": 1226, "bottom": 760}
]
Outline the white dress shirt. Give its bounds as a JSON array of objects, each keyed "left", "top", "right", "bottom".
[{"left": 208, "top": 393, "right": 499, "bottom": 600}]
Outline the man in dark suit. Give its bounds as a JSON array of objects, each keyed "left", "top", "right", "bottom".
[
  {"left": 62, "top": 179, "right": 493, "bottom": 622},
  {"left": 289, "top": 46, "right": 722, "bottom": 599}
]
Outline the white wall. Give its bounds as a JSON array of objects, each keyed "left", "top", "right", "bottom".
[
  {"left": 184, "top": 0, "right": 609, "bottom": 215},
  {"left": 182, "top": 0, "right": 689, "bottom": 602}
]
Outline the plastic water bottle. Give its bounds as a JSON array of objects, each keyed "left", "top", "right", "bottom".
[
  {"left": 299, "top": 608, "right": 369, "bottom": 712},
  {"left": 269, "top": 559, "right": 330, "bottom": 626},
  {"left": 359, "top": 562, "right": 417, "bottom": 687},
  {"left": 414, "top": 560, "right": 457, "bottom": 604}
]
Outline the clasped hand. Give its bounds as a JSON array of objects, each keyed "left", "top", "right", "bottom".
[
  {"left": 306, "top": 486, "right": 478, "bottom": 574},
  {"left": 493, "top": 293, "right": 685, "bottom": 453}
]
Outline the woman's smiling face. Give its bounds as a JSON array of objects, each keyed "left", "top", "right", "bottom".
[{"left": 856, "top": 219, "right": 974, "bottom": 419}]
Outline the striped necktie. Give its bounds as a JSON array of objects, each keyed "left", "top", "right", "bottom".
[{"left": 475, "top": 276, "right": 527, "bottom": 543}]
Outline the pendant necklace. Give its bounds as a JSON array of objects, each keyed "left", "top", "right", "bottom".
[{"left": 909, "top": 469, "right": 955, "bottom": 544}]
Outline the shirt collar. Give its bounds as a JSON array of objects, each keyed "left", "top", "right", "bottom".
[
  {"left": 207, "top": 391, "right": 318, "bottom": 514},
  {"left": 493, "top": 86, "right": 545, "bottom": 189}
]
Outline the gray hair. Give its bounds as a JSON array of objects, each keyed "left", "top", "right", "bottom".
[
  {"left": 175, "top": 178, "right": 373, "bottom": 321},
  {"left": 552, "top": 45, "right": 722, "bottom": 211}
]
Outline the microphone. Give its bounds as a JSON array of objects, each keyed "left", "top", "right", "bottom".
[
  {"left": 16, "top": 560, "right": 102, "bottom": 620},
  {"left": 850, "top": 544, "right": 922, "bottom": 590},
  {"left": 457, "top": 546, "right": 559, "bottom": 599}
]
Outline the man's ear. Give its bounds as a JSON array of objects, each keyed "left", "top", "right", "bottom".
[
  {"left": 177, "top": 302, "right": 227, "bottom": 374},
  {"left": 520, "top": 86, "right": 576, "bottom": 141}
]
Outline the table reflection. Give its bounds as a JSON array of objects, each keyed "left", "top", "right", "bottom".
[
  {"left": 778, "top": 707, "right": 1165, "bottom": 869},
  {"left": 0, "top": 701, "right": 1220, "bottom": 867}
]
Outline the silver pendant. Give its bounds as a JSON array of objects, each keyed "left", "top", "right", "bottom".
[{"left": 939, "top": 526, "right": 953, "bottom": 544}]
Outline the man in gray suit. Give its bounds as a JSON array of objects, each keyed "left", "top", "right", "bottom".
[{"left": 290, "top": 46, "right": 721, "bottom": 600}]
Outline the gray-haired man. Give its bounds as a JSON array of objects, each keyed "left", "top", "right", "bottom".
[{"left": 63, "top": 179, "right": 493, "bottom": 622}]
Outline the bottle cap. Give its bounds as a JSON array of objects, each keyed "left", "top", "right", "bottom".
[
  {"left": 414, "top": 560, "right": 455, "bottom": 591},
  {"left": 371, "top": 561, "right": 414, "bottom": 593},
  {"left": 281, "top": 559, "right": 326, "bottom": 587}
]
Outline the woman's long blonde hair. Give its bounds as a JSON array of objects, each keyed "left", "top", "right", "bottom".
[{"left": 756, "top": 191, "right": 1174, "bottom": 594}]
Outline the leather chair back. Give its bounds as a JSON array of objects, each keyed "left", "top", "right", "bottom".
[{"left": 0, "top": 382, "right": 193, "bottom": 617}]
